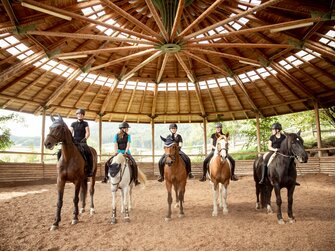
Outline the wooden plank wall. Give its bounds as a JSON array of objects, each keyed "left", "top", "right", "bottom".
[{"left": 0, "top": 157, "right": 334, "bottom": 183}]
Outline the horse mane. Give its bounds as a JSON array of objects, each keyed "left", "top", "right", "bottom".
[{"left": 112, "top": 153, "right": 125, "bottom": 166}]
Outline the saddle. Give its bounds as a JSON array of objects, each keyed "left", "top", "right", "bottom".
[{"left": 75, "top": 143, "right": 93, "bottom": 175}]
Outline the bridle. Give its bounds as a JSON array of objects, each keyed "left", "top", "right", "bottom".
[
  {"left": 110, "top": 161, "right": 128, "bottom": 187},
  {"left": 164, "top": 144, "right": 177, "bottom": 164},
  {"left": 47, "top": 122, "right": 67, "bottom": 144}
]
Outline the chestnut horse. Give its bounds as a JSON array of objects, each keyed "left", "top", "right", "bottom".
[
  {"left": 208, "top": 133, "right": 231, "bottom": 216},
  {"left": 44, "top": 115, "right": 97, "bottom": 230},
  {"left": 160, "top": 136, "right": 187, "bottom": 221},
  {"left": 253, "top": 131, "right": 308, "bottom": 224}
]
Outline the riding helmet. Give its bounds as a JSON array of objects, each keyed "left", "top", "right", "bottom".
[
  {"left": 119, "top": 121, "right": 130, "bottom": 129},
  {"left": 271, "top": 122, "right": 282, "bottom": 130},
  {"left": 169, "top": 123, "right": 178, "bottom": 130},
  {"left": 215, "top": 122, "right": 223, "bottom": 128},
  {"left": 76, "top": 108, "right": 85, "bottom": 115}
]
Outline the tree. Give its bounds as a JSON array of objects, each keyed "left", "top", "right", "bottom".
[
  {"left": 322, "top": 106, "right": 335, "bottom": 128},
  {"left": 0, "top": 114, "right": 20, "bottom": 150}
]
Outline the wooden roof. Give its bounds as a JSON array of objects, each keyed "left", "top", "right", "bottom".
[{"left": 0, "top": 0, "right": 334, "bottom": 123}]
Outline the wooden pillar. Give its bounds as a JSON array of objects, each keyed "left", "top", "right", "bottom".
[
  {"left": 40, "top": 109, "right": 46, "bottom": 164},
  {"left": 99, "top": 114, "right": 102, "bottom": 164},
  {"left": 255, "top": 113, "right": 261, "bottom": 153},
  {"left": 314, "top": 102, "right": 322, "bottom": 158},
  {"left": 151, "top": 119, "right": 155, "bottom": 173},
  {"left": 203, "top": 117, "right": 207, "bottom": 155}
]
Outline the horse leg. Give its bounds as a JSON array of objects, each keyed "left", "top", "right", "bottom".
[
  {"left": 266, "top": 185, "right": 274, "bottom": 214},
  {"left": 212, "top": 182, "right": 218, "bottom": 217},
  {"left": 178, "top": 188, "right": 185, "bottom": 218},
  {"left": 165, "top": 182, "right": 173, "bottom": 221},
  {"left": 287, "top": 185, "right": 296, "bottom": 223},
  {"left": 50, "top": 179, "right": 65, "bottom": 231},
  {"left": 72, "top": 181, "right": 81, "bottom": 225},
  {"left": 89, "top": 176, "right": 96, "bottom": 215},
  {"left": 273, "top": 183, "right": 284, "bottom": 224},
  {"left": 111, "top": 190, "right": 117, "bottom": 224},
  {"left": 255, "top": 183, "right": 261, "bottom": 210},
  {"left": 222, "top": 184, "right": 228, "bottom": 214},
  {"left": 174, "top": 183, "right": 180, "bottom": 208},
  {"left": 79, "top": 178, "right": 87, "bottom": 214},
  {"left": 123, "top": 187, "right": 130, "bottom": 223},
  {"left": 128, "top": 184, "right": 133, "bottom": 211}
]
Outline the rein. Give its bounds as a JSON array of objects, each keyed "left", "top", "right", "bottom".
[{"left": 276, "top": 152, "right": 295, "bottom": 159}]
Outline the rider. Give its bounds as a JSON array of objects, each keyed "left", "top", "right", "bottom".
[
  {"left": 70, "top": 108, "right": 93, "bottom": 177},
  {"left": 102, "top": 122, "right": 140, "bottom": 185},
  {"left": 157, "top": 123, "right": 194, "bottom": 182},
  {"left": 259, "top": 122, "right": 285, "bottom": 184},
  {"left": 199, "top": 122, "right": 238, "bottom": 182}
]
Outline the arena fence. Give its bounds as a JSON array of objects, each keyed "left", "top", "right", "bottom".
[{"left": 0, "top": 157, "right": 334, "bottom": 183}]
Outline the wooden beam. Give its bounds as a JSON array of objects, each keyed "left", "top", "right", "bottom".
[
  {"left": 22, "top": 0, "right": 160, "bottom": 43},
  {"left": 174, "top": 53, "right": 196, "bottom": 82},
  {"left": 170, "top": 0, "right": 184, "bottom": 41},
  {"left": 100, "top": 78, "right": 120, "bottom": 114},
  {"left": 157, "top": 53, "right": 169, "bottom": 83},
  {"left": 186, "top": 42, "right": 293, "bottom": 49},
  {"left": 194, "top": 82, "right": 206, "bottom": 116},
  {"left": 151, "top": 83, "right": 158, "bottom": 118},
  {"left": 90, "top": 48, "right": 157, "bottom": 71},
  {"left": 101, "top": 0, "right": 162, "bottom": 40},
  {"left": 181, "top": 0, "right": 285, "bottom": 40},
  {"left": 144, "top": 0, "right": 169, "bottom": 41}
]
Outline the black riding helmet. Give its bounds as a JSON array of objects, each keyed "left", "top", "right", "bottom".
[
  {"left": 119, "top": 121, "right": 130, "bottom": 129},
  {"left": 271, "top": 122, "right": 282, "bottom": 131},
  {"left": 215, "top": 122, "right": 222, "bottom": 128},
  {"left": 76, "top": 108, "right": 85, "bottom": 115},
  {"left": 169, "top": 123, "right": 178, "bottom": 130}
]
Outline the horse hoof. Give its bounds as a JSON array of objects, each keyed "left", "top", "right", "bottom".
[
  {"left": 223, "top": 209, "right": 229, "bottom": 214},
  {"left": 165, "top": 217, "right": 171, "bottom": 222},
  {"left": 90, "top": 208, "right": 95, "bottom": 215},
  {"left": 174, "top": 204, "right": 179, "bottom": 209},
  {"left": 71, "top": 219, "right": 78, "bottom": 225},
  {"left": 123, "top": 217, "right": 130, "bottom": 223},
  {"left": 278, "top": 219, "right": 285, "bottom": 225},
  {"left": 255, "top": 203, "right": 261, "bottom": 210},
  {"left": 111, "top": 218, "right": 117, "bottom": 224},
  {"left": 178, "top": 213, "right": 184, "bottom": 218},
  {"left": 212, "top": 212, "right": 218, "bottom": 217},
  {"left": 267, "top": 205, "right": 273, "bottom": 214},
  {"left": 79, "top": 208, "right": 85, "bottom": 214},
  {"left": 288, "top": 217, "right": 296, "bottom": 224},
  {"left": 50, "top": 225, "right": 58, "bottom": 231}
]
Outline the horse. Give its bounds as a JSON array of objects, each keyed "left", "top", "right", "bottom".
[
  {"left": 44, "top": 115, "right": 98, "bottom": 230},
  {"left": 107, "top": 153, "right": 147, "bottom": 224},
  {"left": 208, "top": 133, "right": 231, "bottom": 216},
  {"left": 253, "top": 131, "right": 308, "bottom": 224},
  {"left": 160, "top": 136, "right": 187, "bottom": 221}
]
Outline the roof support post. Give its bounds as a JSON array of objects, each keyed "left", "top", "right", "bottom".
[
  {"left": 203, "top": 117, "right": 208, "bottom": 156},
  {"left": 314, "top": 101, "right": 322, "bottom": 158},
  {"left": 255, "top": 113, "right": 261, "bottom": 153},
  {"left": 40, "top": 108, "right": 46, "bottom": 168}
]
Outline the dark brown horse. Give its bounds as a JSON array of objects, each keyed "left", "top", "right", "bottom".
[
  {"left": 208, "top": 134, "right": 231, "bottom": 216},
  {"left": 253, "top": 131, "right": 308, "bottom": 224},
  {"left": 44, "top": 115, "right": 97, "bottom": 230},
  {"left": 160, "top": 136, "right": 187, "bottom": 221}
]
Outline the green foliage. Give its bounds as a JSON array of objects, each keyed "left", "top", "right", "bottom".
[{"left": 0, "top": 113, "right": 23, "bottom": 150}]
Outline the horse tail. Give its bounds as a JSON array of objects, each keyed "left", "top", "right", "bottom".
[{"left": 137, "top": 167, "right": 147, "bottom": 186}]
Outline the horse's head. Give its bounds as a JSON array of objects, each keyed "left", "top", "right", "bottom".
[
  {"left": 215, "top": 133, "right": 229, "bottom": 159},
  {"left": 284, "top": 130, "right": 308, "bottom": 163},
  {"left": 44, "top": 114, "right": 69, "bottom": 150},
  {"left": 161, "top": 135, "right": 178, "bottom": 166},
  {"left": 109, "top": 153, "right": 126, "bottom": 178}
]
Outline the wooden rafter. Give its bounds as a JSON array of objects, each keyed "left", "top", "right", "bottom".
[
  {"left": 170, "top": 0, "right": 184, "bottom": 41},
  {"left": 144, "top": 0, "right": 169, "bottom": 41},
  {"left": 157, "top": 53, "right": 169, "bottom": 83},
  {"left": 174, "top": 53, "right": 196, "bottom": 82}
]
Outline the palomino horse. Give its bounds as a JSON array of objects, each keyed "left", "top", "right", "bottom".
[
  {"left": 208, "top": 133, "right": 231, "bottom": 216},
  {"left": 107, "top": 153, "right": 147, "bottom": 224},
  {"left": 253, "top": 131, "right": 308, "bottom": 224},
  {"left": 160, "top": 136, "right": 187, "bottom": 221},
  {"left": 44, "top": 115, "right": 97, "bottom": 230}
]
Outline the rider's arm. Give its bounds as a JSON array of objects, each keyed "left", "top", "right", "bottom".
[
  {"left": 113, "top": 134, "right": 118, "bottom": 154},
  {"left": 85, "top": 126, "right": 90, "bottom": 140},
  {"left": 211, "top": 138, "right": 215, "bottom": 151}
]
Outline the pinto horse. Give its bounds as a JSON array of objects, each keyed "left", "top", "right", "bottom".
[
  {"left": 208, "top": 133, "right": 231, "bottom": 216},
  {"left": 107, "top": 153, "right": 147, "bottom": 224},
  {"left": 160, "top": 136, "right": 187, "bottom": 221},
  {"left": 44, "top": 115, "right": 97, "bottom": 230},
  {"left": 254, "top": 131, "right": 308, "bottom": 224}
]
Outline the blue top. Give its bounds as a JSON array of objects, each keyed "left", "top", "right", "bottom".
[{"left": 113, "top": 134, "right": 131, "bottom": 154}]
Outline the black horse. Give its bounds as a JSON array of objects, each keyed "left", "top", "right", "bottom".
[{"left": 254, "top": 131, "right": 308, "bottom": 224}]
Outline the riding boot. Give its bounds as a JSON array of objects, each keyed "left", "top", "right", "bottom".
[
  {"left": 157, "top": 156, "right": 165, "bottom": 182},
  {"left": 128, "top": 156, "right": 140, "bottom": 186},
  {"left": 259, "top": 164, "right": 266, "bottom": 184},
  {"left": 199, "top": 164, "right": 207, "bottom": 182}
]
